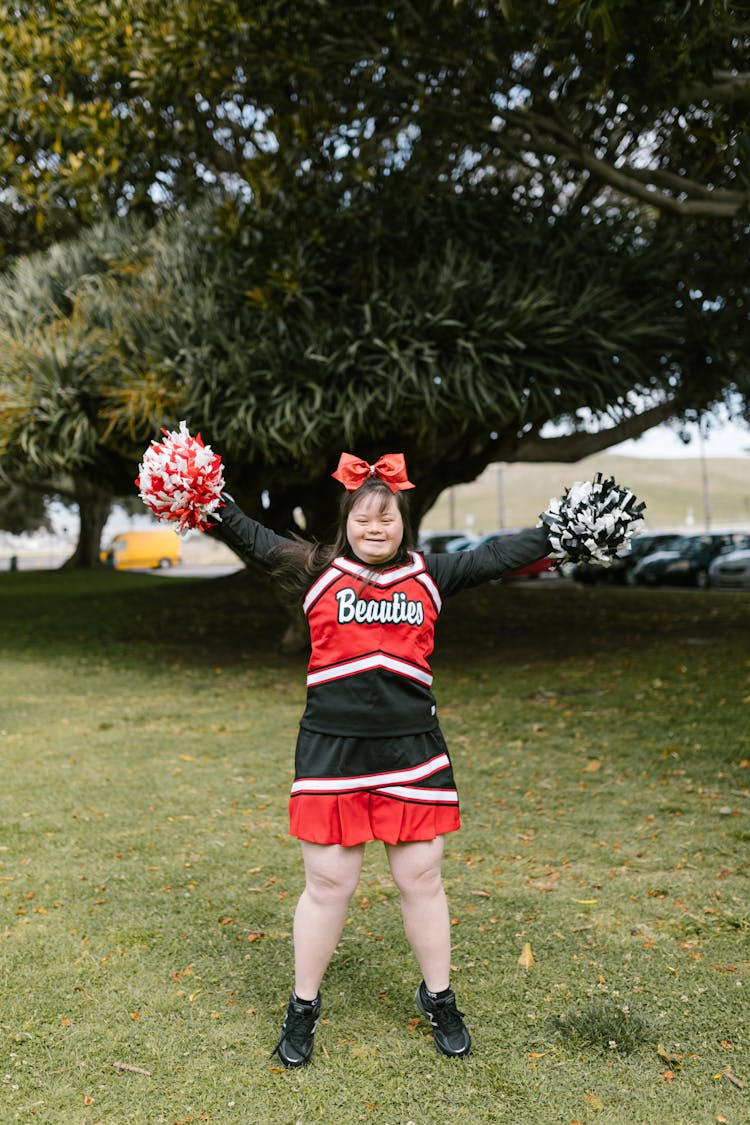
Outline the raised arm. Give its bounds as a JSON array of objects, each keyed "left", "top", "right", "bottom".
[
  {"left": 425, "top": 526, "right": 550, "bottom": 596},
  {"left": 424, "top": 473, "right": 648, "bottom": 595},
  {"left": 135, "top": 422, "right": 295, "bottom": 566},
  {"left": 211, "top": 498, "right": 294, "bottom": 567}
]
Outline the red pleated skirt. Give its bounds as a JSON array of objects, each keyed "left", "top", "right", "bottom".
[{"left": 289, "top": 790, "right": 461, "bottom": 847}]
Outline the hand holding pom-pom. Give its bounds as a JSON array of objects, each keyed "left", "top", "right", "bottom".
[
  {"left": 538, "top": 473, "right": 646, "bottom": 565},
  {"left": 136, "top": 421, "right": 225, "bottom": 532}
]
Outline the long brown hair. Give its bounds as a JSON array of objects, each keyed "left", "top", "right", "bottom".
[{"left": 270, "top": 479, "right": 417, "bottom": 601}]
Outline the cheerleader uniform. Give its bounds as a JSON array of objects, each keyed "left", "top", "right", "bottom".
[{"left": 217, "top": 500, "right": 549, "bottom": 847}]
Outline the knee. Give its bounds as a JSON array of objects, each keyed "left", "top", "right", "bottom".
[
  {"left": 392, "top": 862, "right": 444, "bottom": 901},
  {"left": 305, "top": 868, "right": 359, "bottom": 907}
]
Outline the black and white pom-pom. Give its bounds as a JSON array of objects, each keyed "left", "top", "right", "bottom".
[{"left": 538, "top": 474, "right": 646, "bottom": 565}]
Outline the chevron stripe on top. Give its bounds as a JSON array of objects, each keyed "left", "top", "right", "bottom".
[
  {"left": 306, "top": 651, "right": 433, "bottom": 688},
  {"left": 332, "top": 552, "right": 426, "bottom": 586}
]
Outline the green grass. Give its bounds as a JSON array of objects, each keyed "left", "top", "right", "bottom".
[{"left": 1, "top": 568, "right": 749, "bottom": 1124}]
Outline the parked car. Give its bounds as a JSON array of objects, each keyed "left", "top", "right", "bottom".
[
  {"left": 708, "top": 548, "right": 750, "bottom": 590},
  {"left": 573, "top": 532, "right": 683, "bottom": 586},
  {"left": 446, "top": 530, "right": 555, "bottom": 579},
  {"left": 630, "top": 532, "right": 750, "bottom": 588},
  {"left": 444, "top": 533, "right": 480, "bottom": 553},
  {"left": 417, "top": 530, "right": 472, "bottom": 553}
]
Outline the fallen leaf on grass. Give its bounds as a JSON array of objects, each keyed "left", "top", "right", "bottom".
[
  {"left": 518, "top": 942, "right": 535, "bottom": 970},
  {"left": 112, "top": 1061, "right": 151, "bottom": 1077},
  {"left": 657, "top": 1043, "right": 682, "bottom": 1068},
  {"left": 582, "top": 759, "right": 601, "bottom": 773},
  {"left": 172, "top": 966, "right": 195, "bottom": 982},
  {"left": 584, "top": 1091, "right": 604, "bottom": 1111},
  {"left": 715, "top": 1067, "right": 745, "bottom": 1090}
]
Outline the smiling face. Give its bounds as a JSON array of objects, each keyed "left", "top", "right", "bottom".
[{"left": 346, "top": 488, "right": 405, "bottom": 566}]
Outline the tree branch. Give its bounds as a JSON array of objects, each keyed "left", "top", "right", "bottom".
[
  {"left": 496, "top": 110, "right": 750, "bottom": 218},
  {"left": 510, "top": 399, "right": 683, "bottom": 463},
  {"left": 713, "top": 70, "right": 750, "bottom": 83},
  {"left": 611, "top": 161, "right": 747, "bottom": 204},
  {"left": 678, "top": 74, "right": 750, "bottom": 106},
  {"left": 564, "top": 148, "right": 744, "bottom": 218}
]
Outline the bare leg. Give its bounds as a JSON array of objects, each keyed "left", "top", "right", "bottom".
[
  {"left": 292, "top": 841, "right": 365, "bottom": 999},
  {"left": 386, "top": 836, "right": 451, "bottom": 992}
]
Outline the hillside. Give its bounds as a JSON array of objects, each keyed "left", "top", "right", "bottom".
[{"left": 422, "top": 455, "right": 750, "bottom": 535}]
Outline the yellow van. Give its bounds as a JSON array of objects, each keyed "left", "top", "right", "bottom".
[{"left": 101, "top": 529, "right": 181, "bottom": 570}]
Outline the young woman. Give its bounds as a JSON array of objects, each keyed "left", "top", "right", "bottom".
[{"left": 212, "top": 452, "right": 552, "bottom": 1066}]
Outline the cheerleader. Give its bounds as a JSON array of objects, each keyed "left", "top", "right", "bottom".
[
  {"left": 215, "top": 452, "right": 555, "bottom": 1067},
  {"left": 137, "top": 435, "right": 644, "bottom": 1067}
]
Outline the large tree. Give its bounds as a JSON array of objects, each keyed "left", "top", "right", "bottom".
[
  {"left": 1, "top": 184, "right": 746, "bottom": 544},
  {"left": 0, "top": 0, "right": 748, "bottom": 556}
]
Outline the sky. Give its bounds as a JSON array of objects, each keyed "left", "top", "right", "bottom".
[{"left": 609, "top": 415, "right": 750, "bottom": 459}]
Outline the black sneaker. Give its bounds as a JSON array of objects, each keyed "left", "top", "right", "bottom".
[
  {"left": 415, "top": 981, "right": 471, "bottom": 1057},
  {"left": 272, "top": 992, "right": 322, "bottom": 1068}
]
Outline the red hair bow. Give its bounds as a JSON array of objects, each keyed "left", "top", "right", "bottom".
[{"left": 332, "top": 452, "right": 415, "bottom": 493}]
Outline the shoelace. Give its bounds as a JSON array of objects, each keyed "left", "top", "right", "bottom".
[
  {"left": 273, "top": 1002, "right": 318, "bottom": 1056},
  {"left": 429, "top": 996, "right": 466, "bottom": 1032}
]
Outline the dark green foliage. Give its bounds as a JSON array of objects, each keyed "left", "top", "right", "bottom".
[{"left": 1, "top": 0, "right": 747, "bottom": 256}]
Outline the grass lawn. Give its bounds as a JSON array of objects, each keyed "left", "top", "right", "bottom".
[{"left": 1, "top": 568, "right": 748, "bottom": 1125}]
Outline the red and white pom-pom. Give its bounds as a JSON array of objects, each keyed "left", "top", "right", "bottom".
[{"left": 136, "top": 421, "right": 225, "bottom": 532}]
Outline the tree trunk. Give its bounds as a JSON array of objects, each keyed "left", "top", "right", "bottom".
[
  {"left": 280, "top": 607, "right": 310, "bottom": 654},
  {"left": 62, "top": 475, "right": 112, "bottom": 569}
]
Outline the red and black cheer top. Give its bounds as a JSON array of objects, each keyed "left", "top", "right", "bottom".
[
  {"left": 301, "top": 552, "right": 442, "bottom": 737},
  {"left": 215, "top": 500, "right": 550, "bottom": 843}
]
